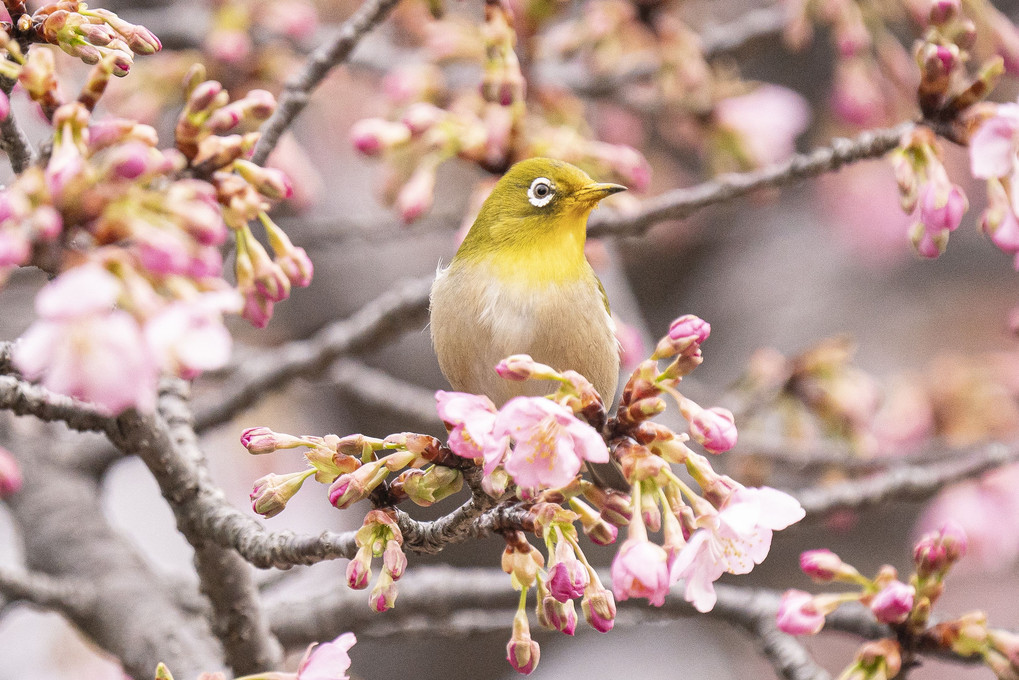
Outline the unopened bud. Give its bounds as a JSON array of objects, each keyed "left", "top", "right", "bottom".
[
  {"left": 506, "top": 609, "right": 540, "bottom": 674},
  {"left": 249, "top": 469, "right": 313, "bottom": 518},
  {"left": 399, "top": 465, "right": 463, "bottom": 506},
  {"left": 240, "top": 426, "right": 306, "bottom": 454},
  {"left": 369, "top": 570, "right": 399, "bottom": 612},
  {"left": 349, "top": 118, "right": 411, "bottom": 155},
  {"left": 581, "top": 585, "right": 616, "bottom": 632}
]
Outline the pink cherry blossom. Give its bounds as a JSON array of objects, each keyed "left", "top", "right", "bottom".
[
  {"left": 671, "top": 486, "right": 805, "bottom": 612},
  {"left": 869, "top": 581, "right": 915, "bottom": 624},
  {"left": 668, "top": 314, "right": 711, "bottom": 345},
  {"left": 970, "top": 104, "right": 1019, "bottom": 181},
  {"left": 144, "top": 291, "right": 240, "bottom": 379},
  {"left": 611, "top": 537, "right": 671, "bottom": 606},
  {"left": 435, "top": 391, "right": 499, "bottom": 458},
  {"left": 486, "top": 396, "right": 608, "bottom": 495},
  {"left": 715, "top": 84, "right": 811, "bottom": 166},
  {"left": 776, "top": 589, "right": 826, "bottom": 635},
  {"left": 13, "top": 265, "right": 159, "bottom": 414},
  {"left": 298, "top": 632, "right": 356, "bottom": 680}
]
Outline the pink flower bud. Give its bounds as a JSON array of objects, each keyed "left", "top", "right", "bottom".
[
  {"left": 401, "top": 102, "right": 444, "bottom": 134},
  {"left": 581, "top": 585, "right": 616, "bottom": 632},
  {"left": 396, "top": 165, "right": 436, "bottom": 223},
  {"left": 383, "top": 539, "right": 407, "bottom": 580},
  {"left": 0, "top": 90, "right": 9, "bottom": 121},
  {"left": 349, "top": 118, "right": 411, "bottom": 156},
  {"left": 277, "top": 246, "right": 314, "bottom": 288},
  {"left": 369, "top": 571, "right": 398, "bottom": 612},
  {"left": 929, "top": 0, "right": 959, "bottom": 25},
  {"left": 506, "top": 610, "right": 540, "bottom": 674},
  {"left": 541, "top": 596, "right": 577, "bottom": 635},
  {"left": 240, "top": 426, "right": 304, "bottom": 454},
  {"left": 346, "top": 549, "right": 371, "bottom": 590},
  {"left": 249, "top": 470, "right": 311, "bottom": 518},
  {"left": 669, "top": 314, "right": 711, "bottom": 344},
  {"left": 869, "top": 581, "right": 915, "bottom": 624},
  {"left": 799, "top": 549, "right": 845, "bottom": 582},
  {"left": 914, "top": 521, "right": 967, "bottom": 577},
  {"left": 0, "top": 446, "right": 22, "bottom": 497},
  {"left": 776, "top": 590, "right": 825, "bottom": 635},
  {"left": 611, "top": 537, "right": 670, "bottom": 606},
  {"left": 918, "top": 182, "right": 967, "bottom": 234},
  {"left": 688, "top": 407, "right": 738, "bottom": 454},
  {"left": 547, "top": 557, "right": 589, "bottom": 603}
]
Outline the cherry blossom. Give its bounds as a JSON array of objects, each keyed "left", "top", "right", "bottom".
[
  {"left": 297, "top": 632, "right": 357, "bottom": 680},
  {"left": 671, "top": 486, "right": 805, "bottom": 612},
  {"left": 13, "top": 265, "right": 158, "bottom": 414},
  {"left": 435, "top": 390, "right": 499, "bottom": 459},
  {"left": 486, "top": 396, "right": 608, "bottom": 495}
]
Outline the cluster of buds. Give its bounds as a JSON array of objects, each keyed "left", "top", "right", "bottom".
[
  {"left": 174, "top": 65, "right": 311, "bottom": 326},
  {"left": 241, "top": 427, "right": 464, "bottom": 514},
  {"left": 349, "top": 0, "right": 649, "bottom": 224},
  {"left": 4, "top": 55, "right": 308, "bottom": 413},
  {"left": 892, "top": 127, "right": 969, "bottom": 258},
  {"left": 241, "top": 314, "right": 808, "bottom": 675},
  {"left": 2, "top": 1, "right": 160, "bottom": 83},
  {"left": 347, "top": 511, "right": 407, "bottom": 613},
  {"left": 778, "top": 523, "right": 987, "bottom": 680}
]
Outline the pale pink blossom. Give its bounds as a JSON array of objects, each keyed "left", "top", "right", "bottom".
[
  {"left": 970, "top": 104, "right": 1019, "bottom": 181},
  {"left": 486, "top": 396, "right": 608, "bottom": 495},
  {"left": 144, "top": 291, "right": 240, "bottom": 379},
  {"left": 298, "top": 632, "right": 356, "bottom": 680},
  {"left": 435, "top": 391, "right": 498, "bottom": 459},
  {"left": 869, "top": 581, "right": 914, "bottom": 624},
  {"left": 671, "top": 486, "right": 805, "bottom": 611},
  {"left": 13, "top": 265, "right": 158, "bottom": 414},
  {"left": 776, "top": 590, "right": 826, "bottom": 635},
  {"left": 611, "top": 537, "right": 671, "bottom": 606},
  {"left": 715, "top": 84, "right": 811, "bottom": 166}
]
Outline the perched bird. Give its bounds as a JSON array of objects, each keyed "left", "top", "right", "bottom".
[{"left": 430, "top": 158, "right": 626, "bottom": 405}]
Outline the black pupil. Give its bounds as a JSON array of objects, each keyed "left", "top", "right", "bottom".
[{"left": 535, "top": 183, "right": 549, "bottom": 197}]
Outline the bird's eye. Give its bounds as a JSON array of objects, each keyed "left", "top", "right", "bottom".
[{"left": 527, "top": 177, "right": 555, "bottom": 207}]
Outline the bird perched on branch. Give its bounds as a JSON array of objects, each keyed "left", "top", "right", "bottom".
[{"left": 430, "top": 157, "right": 626, "bottom": 405}]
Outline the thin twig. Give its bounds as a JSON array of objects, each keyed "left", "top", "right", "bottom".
[
  {"left": 587, "top": 123, "right": 912, "bottom": 238},
  {"left": 0, "top": 76, "right": 35, "bottom": 173},
  {"left": 795, "top": 442, "right": 1019, "bottom": 517},
  {"left": 0, "top": 374, "right": 114, "bottom": 434},
  {"left": 194, "top": 276, "right": 432, "bottom": 432},
  {"left": 251, "top": 0, "right": 403, "bottom": 165}
]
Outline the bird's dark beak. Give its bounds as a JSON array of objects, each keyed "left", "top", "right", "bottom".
[{"left": 576, "top": 182, "right": 627, "bottom": 204}]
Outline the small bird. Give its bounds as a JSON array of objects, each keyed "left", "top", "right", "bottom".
[{"left": 430, "top": 158, "right": 626, "bottom": 405}]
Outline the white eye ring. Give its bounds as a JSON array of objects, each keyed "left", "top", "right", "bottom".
[{"left": 527, "top": 177, "right": 555, "bottom": 207}]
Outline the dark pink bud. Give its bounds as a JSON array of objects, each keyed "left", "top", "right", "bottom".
[
  {"left": 668, "top": 314, "right": 711, "bottom": 344},
  {"left": 689, "top": 407, "right": 738, "bottom": 454},
  {"left": 870, "top": 581, "right": 915, "bottom": 624}
]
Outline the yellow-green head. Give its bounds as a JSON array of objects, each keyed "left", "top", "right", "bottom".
[{"left": 453, "top": 158, "right": 626, "bottom": 285}]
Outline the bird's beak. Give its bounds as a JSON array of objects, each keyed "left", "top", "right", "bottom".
[{"left": 575, "top": 182, "right": 627, "bottom": 204}]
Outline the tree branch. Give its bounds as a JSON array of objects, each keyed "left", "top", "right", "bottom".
[
  {"left": 330, "top": 358, "right": 439, "bottom": 426},
  {"left": 193, "top": 276, "right": 432, "bottom": 432},
  {"left": 2, "top": 425, "right": 224, "bottom": 678},
  {"left": 587, "top": 123, "right": 912, "bottom": 238},
  {"left": 0, "top": 566, "right": 96, "bottom": 617},
  {"left": 0, "top": 76, "right": 35, "bottom": 173},
  {"left": 154, "top": 381, "right": 283, "bottom": 674},
  {"left": 251, "top": 0, "right": 403, "bottom": 165},
  {"left": 795, "top": 441, "right": 1019, "bottom": 517}
]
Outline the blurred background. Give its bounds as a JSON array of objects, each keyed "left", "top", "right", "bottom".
[{"left": 3, "top": 0, "right": 1019, "bottom": 677}]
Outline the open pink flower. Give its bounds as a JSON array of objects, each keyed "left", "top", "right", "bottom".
[
  {"left": 298, "top": 632, "right": 356, "bottom": 680},
  {"left": 435, "top": 391, "right": 498, "bottom": 458},
  {"left": 776, "top": 589, "right": 826, "bottom": 635},
  {"left": 715, "top": 84, "right": 811, "bottom": 166},
  {"left": 13, "top": 265, "right": 158, "bottom": 414},
  {"left": 970, "top": 104, "right": 1019, "bottom": 182},
  {"left": 671, "top": 486, "right": 805, "bottom": 612},
  {"left": 486, "top": 396, "right": 608, "bottom": 495},
  {"left": 144, "top": 291, "right": 240, "bottom": 379},
  {"left": 611, "top": 537, "right": 671, "bottom": 606}
]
